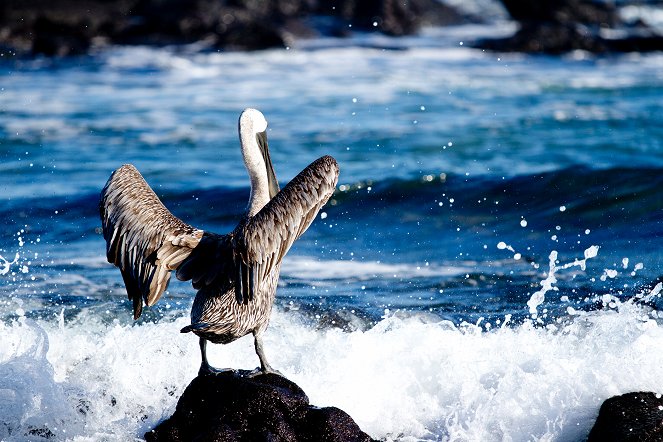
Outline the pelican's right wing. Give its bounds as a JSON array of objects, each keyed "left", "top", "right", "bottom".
[
  {"left": 233, "top": 155, "right": 340, "bottom": 304},
  {"left": 100, "top": 164, "right": 204, "bottom": 319}
]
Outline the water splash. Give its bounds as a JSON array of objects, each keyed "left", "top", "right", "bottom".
[
  {"left": 0, "top": 319, "right": 79, "bottom": 441},
  {"left": 0, "top": 252, "right": 20, "bottom": 276},
  {"left": 635, "top": 281, "right": 663, "bottom": 305},
  {"left": 497, "top": 243, "right": 601, "bottom": 317},
  {"left": 527, "top": 246, "right": 600, "bottom": 317},
  {"left": 0, "top": 228, "right": 38, "bottom": 277}
]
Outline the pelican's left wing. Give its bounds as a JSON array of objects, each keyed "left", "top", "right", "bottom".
[
  {"left": 100, "top": 164, "right": 204, "bottom": 319},
  {"left": 233, "top": 155, "right": 339, "bottom": 304}
]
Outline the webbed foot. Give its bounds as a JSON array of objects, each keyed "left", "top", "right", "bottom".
[
  {"left": 199, "top": 362, "right": 236, "bottom": 377},
  {"left": 245, "top": 366, "right": 283, "bottom": 378}
]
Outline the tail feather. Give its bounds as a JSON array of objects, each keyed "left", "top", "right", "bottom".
[{"left": 180, "top": 322, "right": 211, "bottom": 334}]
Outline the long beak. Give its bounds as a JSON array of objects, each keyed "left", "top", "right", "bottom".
[{"left": 256, "top": 131, "right": 280, "bottom": 199}]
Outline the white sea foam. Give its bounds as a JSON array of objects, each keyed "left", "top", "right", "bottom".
[
  {"left": 1, "top": 299, "right": 662, "bottom": 441},
  {"left": 620, "top": 5, "right": 663, "bottom": 31},
  {"left": 438, "top": 0, "right": 509, "bottom": 22},
  {"left": 282, "top": 256, "right": 472, "bottom": 281}
]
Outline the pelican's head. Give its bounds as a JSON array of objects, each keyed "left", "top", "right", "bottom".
[{"left": 239, "top": 109, "right": 280, "bottom": 210}]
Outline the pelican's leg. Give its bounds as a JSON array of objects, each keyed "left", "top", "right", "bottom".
[
  {"left": 248, "top": 330, "right": 281, "bottom": 377},
  {"left": 198, "top": 338, "right": 234, "bottom": 376},
  {"left": 199, "top": 338, "right": 211, "bottom": 372}
]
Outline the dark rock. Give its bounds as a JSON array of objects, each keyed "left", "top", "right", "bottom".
[
  {"left": 0, "top": 0, "right": 469, "bottom": 57},
  {"left": 0, "top": 0, "right": 134, "bottom": 56},
  {"left": 145, "top": 371, "right": 376, "bottom": 442},
  {"left": 477, "top": 23, "right": 663, "bottom": 54},
  {"left": 604, "top": 34, "right": 663, "bottom": 53},
  {"left": 499, "top": 0, "right": 618, "bottom": 27},
  {"left": 477, "top": 22, "right": 610, "bottom": 54},
  {"left": 108, "top": 0, "right": 290, "bottom": 50},
  {"left": 588, "top": 391, "right": 663, "bottom": 442},
  {"left": 477, "top": 0, "right": 663, "bottom": 54},
  {"left": 31, "top": 16, "right": 93, "bottom": 56}
]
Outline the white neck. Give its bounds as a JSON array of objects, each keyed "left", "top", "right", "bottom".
[{"left": 239, "top": 109, "right": 270, "bottom": 217}]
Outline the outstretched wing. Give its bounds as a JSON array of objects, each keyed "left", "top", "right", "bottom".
[
  {"left": 233, "top": 155, "right": 339, "bottom": 304},
  {"left": 100, "top": 164, "right": 204, "bottom": 319}
]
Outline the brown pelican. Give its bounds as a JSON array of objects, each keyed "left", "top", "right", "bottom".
[{"left": 100, "top": 108, "right": 339, "bottom": 375}]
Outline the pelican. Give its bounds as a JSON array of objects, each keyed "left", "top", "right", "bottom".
[{"left": 100, "top": 108, "right": 339, "bottom": 375}]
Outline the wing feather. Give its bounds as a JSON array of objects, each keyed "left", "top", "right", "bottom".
[
  {"left": 233, "top": 155, "right": 339, "bottom": 303},
  {"left": 174, "top": 231, "right": 236, "bottom": 294},
  {"left": 100, "top": 164, "right": 204, "bottom": 319}
]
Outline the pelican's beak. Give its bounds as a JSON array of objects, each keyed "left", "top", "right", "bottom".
[{"left": 256, "top": 130, "right": 280, "bottom": 199}]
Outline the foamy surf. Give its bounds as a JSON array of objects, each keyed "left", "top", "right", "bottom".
[
  {"left": 282, "top": 256, "right": 473, "bottom": 281},
  {"left": 1, "top": 297, "right": 663, "bottom": 441}
]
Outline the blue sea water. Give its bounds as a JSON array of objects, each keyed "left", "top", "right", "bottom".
[{"left": 1, "top": 23, "right": 663, "bottom": 441}]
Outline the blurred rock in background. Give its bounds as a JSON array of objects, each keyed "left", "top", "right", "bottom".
[
  {"left": 1, "top": 0, "right": 662, "bottom": 57},
  {"left": 0, "top": 0, "right": 468, "bottom": 56}
]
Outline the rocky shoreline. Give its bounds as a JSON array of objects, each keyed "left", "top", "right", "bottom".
[
  {"left": 588, "top": 392, "right": 663, "bottom": 441},
  {"left": 2, "top": 0, "right": 662, "bottom": 57},
  {"left": 146, "top": 372, "right": 663, "bottom": 441},
  {"left": 144, "top": 371, "right": 376, "bottom": 442},
  {"left": 474, "top": 0, "right": 663, "bottom": 54},
  {"left": 0, "top": 0, "right": 468, "bottom": 57},
  {"left": 144, "top": 371, "right": 663, "bottom": 441}
]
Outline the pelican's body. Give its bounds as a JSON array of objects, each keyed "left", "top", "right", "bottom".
[{"left": 100, "top": 109, "right": 339, "bottom": 375}]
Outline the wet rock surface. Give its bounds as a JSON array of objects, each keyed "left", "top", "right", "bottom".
[
  {"left": 145, "top": 370, "right": 376, "bottom": 442},
  {"left": 588, "top": 392, "right": 663, "bottom": 442}
]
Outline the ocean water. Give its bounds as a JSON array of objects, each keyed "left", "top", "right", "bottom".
[{"left": 1, "top": 23, "right": 663, "bottom": 441}]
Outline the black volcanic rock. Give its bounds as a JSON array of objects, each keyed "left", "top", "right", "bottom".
[
  {"left": 0, "top": 0, "right": 468, "bottom": 57},
  {"left": 499, "top": 0, "right": 618, "bottom": 27},
  {"left": 478, "top": 25, "right": 663, "bottom": 54},
  {"left": 145, "top": 371, "right": 376, "bottom": 442},
  {"left": 588, "top": 392, "right": 663, "bottom": 442},
  {"left": 478, "top": 22, "right": 610, "bottom": 54},
  {"left": 477, "top": 0, "right": 663, "bottom": 54},
  {"left": 100, "top": 0, "right": 291, "bottom": 50},
  {"left": 0, "top": 0, "right": 133, "bottom": 56},
  {"left": 495, "top": 0, "right": 616, "bottom": 54}
]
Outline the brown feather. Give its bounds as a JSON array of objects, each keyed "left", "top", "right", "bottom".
[
  {"left": 232, "top": 155, "right": 339, "bottom": 303},
  {"left": 99, "top": 164, "right": 203, "bottom": 318},
  {"left": 100, "top": 154, "right": 338, "bottom": 348}
]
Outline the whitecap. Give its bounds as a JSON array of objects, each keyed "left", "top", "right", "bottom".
[{"left": 0, "top": 303, "right": 662, "bottom": 440}]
